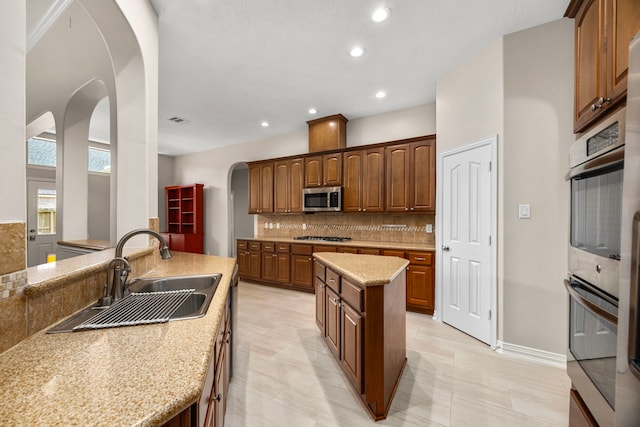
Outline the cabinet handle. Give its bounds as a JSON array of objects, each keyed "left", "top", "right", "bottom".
[
  {"left": 214, "top": 394, "right": 222, "bottom": 402},
  {"left": 590, "top": 97, "right": 612, "bottom": 111},
  {"left": 329, "top": 278, "right": 335, "bottom": 282},
  {"left": 318, "top": 284, "right": 325, "bottom": 289},
  {"left": 332, "top": 297, "right": 339, "bottom": 303},
  {"left": 414, "top": 257, "right": 426, "bottom": 261},
  {"left": 405, "top": 208, "right": 408, "bottom": 211},
  {"left": 410, "top": 207, "right": 414, "bottom": 211}
]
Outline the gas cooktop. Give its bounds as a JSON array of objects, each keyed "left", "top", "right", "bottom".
[{"left": 293, "top": 236, "right": 352, "bottom": 242}]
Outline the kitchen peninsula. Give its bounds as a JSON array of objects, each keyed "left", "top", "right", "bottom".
[
  {"left": 314, "top": 252, "right": 408, "bottom": 421},
  {"left": 0, "top": 251, "right": 237, "bottom": 426}
]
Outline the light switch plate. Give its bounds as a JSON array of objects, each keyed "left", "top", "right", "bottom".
[{"left": 518, "top": 204, "right": 531, "bottom": 219}]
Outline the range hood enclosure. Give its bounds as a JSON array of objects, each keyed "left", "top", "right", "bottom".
[{"left": 307, "top": 114, "right": 348, "bottom": 153}]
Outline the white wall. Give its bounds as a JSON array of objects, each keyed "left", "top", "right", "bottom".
[
  {"left": 174, "top": 103, "right": 436, "bottom": 256},
  {"left": 0, "top": 2, "right": 26, "bottom": 222},
  {"left": 436, "top": 19, "right": 573, "bottom": 356},
  {"left": 158, "top": 154, "right": 175, "bottom": 231},
  {"left": 502, "top": 19, "right": 573, "bottom": 354}
]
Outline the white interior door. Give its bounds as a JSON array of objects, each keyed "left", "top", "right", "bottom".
[
  {"left": 440, "top": 138, "right": 495, "bottom": 345},
  {"left": 27, "top": 180, "right": 58, "bottom": 266}
]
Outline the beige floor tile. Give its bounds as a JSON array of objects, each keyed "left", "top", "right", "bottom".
[{"left": 227, "top": 282, "right": 569, "bottom": 426}]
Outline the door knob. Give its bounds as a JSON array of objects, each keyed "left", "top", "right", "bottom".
[{"left": 442, "top": 245, "right": 450, "bottom": 251}]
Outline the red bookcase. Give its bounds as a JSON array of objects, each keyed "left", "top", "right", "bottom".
[{"left": 162, "top": 184, "right": 204, "bottom": 254}]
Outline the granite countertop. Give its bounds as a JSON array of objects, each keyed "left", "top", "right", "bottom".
[
  {"left": 314, "top": 252, "right": 409, "bottom": 287},
  {"left": 238, "top": 236, "right": 435, "bottom": 251},
  {"left": 57, "top": 239, "right": 111, "bottom": 251},
  {"left": 0, "top": 252, "right": 236, "bottom": 426}
]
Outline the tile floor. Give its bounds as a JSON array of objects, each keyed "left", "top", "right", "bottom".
[{"left": 226, "top": 282, "right": 570, "bottom": 426}]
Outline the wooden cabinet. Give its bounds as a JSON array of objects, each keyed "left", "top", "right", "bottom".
[
  {"left": 566, "top": 0, "right": 640, "bottom": 132},
  {"left": 314, "top": 258, "right": 406, "bottom": 421},
  {"left": 248, "top": 162, "right": 274, "bottom": 214},
  {"left": 290, "top": 244, "right": 314, "bottom": 290},
  {"left": 307, "top": 114, "right": 348, "bottom": 153},
  {"left": 274, "top": 158, "right": 304, "bottom": 213},
  {"left": 260, "top": 242, "right": 290, "bottom": 284},
  {"left": 343, "top": 148, "right": 385, "bottom": 213},
  {"left": 383, "top": 249, "right": 435, "bottom": 315},
  {"left": 164, "top": 184, "right": 204, "bottom": 254},
  {"left": 385, "top": 137, "right": 436, "bottom": 213},
  {"left": 569, "top": 388, "right": 598, "bottom": 427},
  {"left": 237, "top": 241, "right": 261, "bottom": 280},
  {"left": 304, "top": 153, "right": 342, "bottom": 187}
]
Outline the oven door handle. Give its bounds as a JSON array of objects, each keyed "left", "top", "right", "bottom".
[{"left": 564, "top": 279, "right": 618, "bottom": 324}]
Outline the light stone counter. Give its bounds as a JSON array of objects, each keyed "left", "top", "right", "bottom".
[
  {"left": 238, "top": 236, "right": 435, "bottom": 252},
  {"left": 313, "top": 252, "right": 409, "bottom": 287},
  {"left": 0, "top": 252, "right": 236, "bottom": 426}
]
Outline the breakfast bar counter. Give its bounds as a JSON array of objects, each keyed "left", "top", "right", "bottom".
[{"left": 0, "top": 252, "right": 236, "bottom": 426}]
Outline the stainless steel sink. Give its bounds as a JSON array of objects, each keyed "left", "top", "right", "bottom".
[{"left": 47, "top": 274, "right": 222, "bottom": 333}]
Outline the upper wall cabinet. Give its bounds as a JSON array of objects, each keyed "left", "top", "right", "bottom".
[
  {"left": 248, "top": 161, "right": 274, "bottom": 214},
  {"left": 566, "top": 0, "right": 640, "bottom": 132},
  {"left": 343, "top": 148, "right": 385, "bottom": 213},
  {"left": 274, "top": 158, "right": 305, "bottom": 213},
  {"left": 385, "top": 137, "right": 436, "bottom": 213},
  {"left": 304, "top": 153, "right": 342, "bottom": 187}
]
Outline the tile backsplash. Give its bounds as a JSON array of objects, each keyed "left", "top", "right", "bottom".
[{"left": 257, "top": 213, "right": 435, "bottom": 244}]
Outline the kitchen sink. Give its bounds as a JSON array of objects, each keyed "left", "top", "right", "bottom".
[{"left": 47, "top": 273, "right": 222, "bottom": 333}]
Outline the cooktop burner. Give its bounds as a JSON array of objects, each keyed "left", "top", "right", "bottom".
[{"left": 293, "top": 236, "right": 352, "bottom": 242}]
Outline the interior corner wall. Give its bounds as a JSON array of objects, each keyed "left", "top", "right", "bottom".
[
  {"left": 173, "top": 104, "right": 436, "bottom": 257},
  {"left": 157, "top": 154, "right": 175, "bottom": 232},
  {"left": 0, "top": 3, "right": 26, "bottom": 222},
  {"left": 502, "top": 18, "right": 574, "bottom": 355}
]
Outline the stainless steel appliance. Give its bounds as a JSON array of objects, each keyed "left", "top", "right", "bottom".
[
  {"left": 302, "top": 186, "right": 342, "bottom": 212},
  {"left": 615, "top": 31, "right": 640, "bottom": 427}
]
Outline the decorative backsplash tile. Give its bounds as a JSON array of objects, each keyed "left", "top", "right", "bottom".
[
  {"left": 256, "top": 213, "right": 435, "bottom": 244},
  {"left": 0, "top": 270, "right": 27, "bottom": 300}
]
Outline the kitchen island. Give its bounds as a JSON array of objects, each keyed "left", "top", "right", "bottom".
[
  {"left": 314, "top": 252, "right": 408, "bottom": 421},
  {"left": 0, "top": 251, "right": 236, "bottom": 426}
]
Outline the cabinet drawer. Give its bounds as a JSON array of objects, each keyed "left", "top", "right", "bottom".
[
  {"left": 382, "top": 249, "right": 405, "bottom": 258},
  {"left": 237, "top": 240, "right": 248, "bottom": 250},
  {"left": 341, "top": 278, "right": 364, "bottom": 312},
  {"left": 248, "top": 242, "right": 261, "bottom": 251},
  {"left": 314, "top": 260, "right": 326, "bottom": 282},
  {"left": 325, "top": 269, "right": 341, "bottom": 293},
  {"left": 276, "top": 243, "right": 290, "bottom": 253},
  {"left": 358, "top": 248, "right": 381, "bottom": 255},
  {"left": 407, "top": 252, "right": 432, "bottom": 265},
  {"left": 262, "top": 242, "right": 275, "bottom": 252},
  {"left": 338, "top": 247, "right": 359, "bottom": 254},
  {"left": 314, "top": 245, "right": 337, "bottom": 253},
  {"left": 291, "top": 244, "right": 313, "bottom": 255}
]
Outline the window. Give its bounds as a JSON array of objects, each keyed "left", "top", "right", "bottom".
[
  {"left": 27, "top": 138, "right": 56, "bottom": 167},
  {"left": 88, "top": 146, "right": 111, "bottom": 173},
  {"left": 37, "top": 189, "right": 56, "bottom": 235}
]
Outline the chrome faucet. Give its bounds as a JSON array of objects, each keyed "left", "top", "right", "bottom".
[{"left": 102, "top": 228, "right": 172, "bottom": 305}]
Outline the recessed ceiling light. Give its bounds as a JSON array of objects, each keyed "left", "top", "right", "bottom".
[
  {"left": 261, "top": 121, "right": 269, "bottom": 127},
  {"left": 308, "top": 108, "right": 318, "bottom": 115},
  {"left": 375, "top": 91, "right": 386, "bottom": 99},
  {"left": 349, "top": 46, "right": 365, "bottom": 58},
  {"left": 372, "top": 7, "right": 391, "bottom": 23}
]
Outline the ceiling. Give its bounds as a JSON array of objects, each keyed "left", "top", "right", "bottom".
[{"left": 28, "top": 0, "right": 569, "bottom": 156}]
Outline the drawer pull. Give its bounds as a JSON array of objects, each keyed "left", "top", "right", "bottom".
[
  {"left": 414, "top": 257, "right": 426, "bottom": 261},
  {"left": 329, "top": 278, "right": 335, "bottom": 282}
]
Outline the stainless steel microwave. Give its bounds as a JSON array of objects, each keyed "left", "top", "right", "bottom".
[{"left": 302, "top": 187, "right": 342, "bottom": 212}]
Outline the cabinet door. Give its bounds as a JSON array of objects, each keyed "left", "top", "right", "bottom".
[
  {"left": 406, "top": 264, "right": 435, "bottom": 313},
  {"left": 315, "top": 277, "right": 326, "bottom": 332},
  {"left": 341, "top": 302, "right": 363, "bottom": 394},
  {"left": 248, "top": 164, "right": 262, "bottom": 214},
  {"left": 606, "top": 0, "right": 640, "bottom": 105},
  {"left": 385, "top": 144, "right": 410, "bottom": 212},
  {"left": 325, "top": 287, "right": 341, "bottom": 359},
  {"left": 275, "top": 253, "right": 290, "bottom": 284},
  {"left": 261, "top": 252, "right": 277, "bottom": 282},
  {"left": 574, "top": 0, "right": 607, "bottom": 131},
  {"left": 260, "top": 163, "right": 274, "bottom": 214},
  {"left": 343, "top": 151, "right": 363, "bottom": 212},
  {"left": 362, "top": 148, "right": 385, "bottom": 212},
  {"left": 569, "top": 388, "right": 598, "bottom": 427},
  {"left": 291, "top": 254, "right": 314, "bottom": 289},
  {"left": 289, "top": 158, "right": 305, "bottom": 213},
  {"left": 237, "top": 248, "right": 248, "bottom": 277},
  {"left": 247, "top": 251, "right": 261, "bottom": 280},
  {"left": 323, "top": 153, "right": 342, "bottom": 186},
  {"left": 304, "top": 156, "right": 323, "bottom": 187},
  {"left": 411, "top": 140, "right": 436, "bottom": 212},
  {"left": 169, "top": 233, "right": 186, "bottom": 252},
  {"left": 273, "top": 161, "right": 290, "bottom": 213},
  {"left": 213, "top": 343, "right": 227, "bottom": 427}
]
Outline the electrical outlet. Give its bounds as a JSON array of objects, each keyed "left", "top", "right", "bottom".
[
  {"left": 276, "top": 223, "right": 281, "bottom": 229},
  {"left": 268, "top": 223, "right": 273, "bottom": 229},
  {"left": 518, "top": 204, "right": 531, "bottom": 219},
  {"left": 426, "top": 224, "right": 433, "bottom": 233},
  {"left": 302, "top": 223, "right": 307, "bottom": 230}
]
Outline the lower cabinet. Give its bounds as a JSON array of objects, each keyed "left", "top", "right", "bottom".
[
  {"left": 569, "top": 388, "right": 598, "bottom": 427},
  {"left": 314, "top": 259, "right": 406, "bottom": 421},
  {"left": 290, "top": 244, "right": 314, "bottom": 290},
  {"left": 383, "top": 249, "right": 435, "bottom": 315},
  {"left": 161, "top": 232, "right": 204, "bottom": 254}
]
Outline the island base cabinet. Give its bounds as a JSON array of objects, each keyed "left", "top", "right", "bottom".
[{"left": 314, "top": 258, "right": 407, "bottom": 421}]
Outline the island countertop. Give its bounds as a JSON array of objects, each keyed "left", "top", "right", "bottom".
[
  {"left": 313, "top": 252, "right": 409, "bottom": 286},
  {"left": 0, "top": 252, "right": 236, "bottom": 426}
]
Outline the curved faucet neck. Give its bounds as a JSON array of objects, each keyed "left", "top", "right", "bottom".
[{"left": 115, "top": 228, "right": 169, "bottom": 258}]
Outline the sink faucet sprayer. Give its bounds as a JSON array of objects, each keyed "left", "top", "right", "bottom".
[{"left": 99, "top": 228, "right": 172, "bottom": 306}]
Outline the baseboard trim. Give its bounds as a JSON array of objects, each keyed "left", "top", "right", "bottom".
[{"left": 496, "top": 340, "right": 566, "bottom": 369}]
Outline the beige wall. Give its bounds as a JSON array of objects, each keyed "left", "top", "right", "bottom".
[
  {"left": 435, "top": 19, "right": 573, "bottom": 356},
  {"left": 174, "top": 103, "right": 437, "bottom": 257}
]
